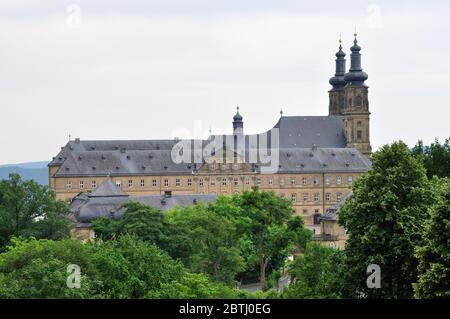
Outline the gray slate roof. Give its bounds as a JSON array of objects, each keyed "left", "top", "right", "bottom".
[
  {"left": 69, "top": 191, "right": 217, "bottom": 227},
  {"left": 51, "top": 115, "right": 370, "bottom": 177},
  {"left": 320, "top": 191, "right": 353, "bottom": 221}
]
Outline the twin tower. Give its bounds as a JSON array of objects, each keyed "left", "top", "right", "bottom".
[{"left": 329, "top": 34, "right": 371, "bottom": 156}]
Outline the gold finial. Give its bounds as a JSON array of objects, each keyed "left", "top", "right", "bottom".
[
  {"left": 354, "top": 26, "right": 357, "bottom": 38},
  {"left": 339, "top": 33, "right": 342, "bottom": 44}
]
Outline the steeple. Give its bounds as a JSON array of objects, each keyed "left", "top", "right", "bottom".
[
  {"left": 232, "top": 106, "right": 243, "bottom": 134},
  {"left": 344, "top": 32, "right": 368, "bottom": 86},
  {"left": 328, "top": 37, "right": 347, "bottom": 115},
  {"left": 329, "top": 37, "right": 347, "bottom": 89}
]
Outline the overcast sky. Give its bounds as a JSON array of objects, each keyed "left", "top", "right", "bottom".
[{"left": 0, "top": 0, "right": 449, "bottom": 165}]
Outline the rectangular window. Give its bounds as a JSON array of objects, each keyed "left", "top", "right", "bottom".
[
  {"left": 222, "top": 178, "right": 227, "bottom": 186},
  {"left": 234, "top": 178, "right": 239, "bottom": 186},
  {"left": 199, "top": 178, "right": 204, "bottom": 187},
  {"left": 188, "top": 178, "right": 192, "bottom": 187},
  {"left": 164, "top": 179, "right": 169, "bottom": 187},
  {"left": 268, "top": 177, "right": 273, "bottom": 185},
  {"left": 357, "top": 130, "right": 362, "bottom": 140},
  {"left": 128, "top": 180, "right": 133, "bottom": 188},
  {"left": 79, "top": 180, "right": 84, "bottom": 189},
  {"left": 337, "top": 193, "right": 342, "bottom": 202},
  {"left": 279, "top": 177, "right": 285, "bottom": 186},
  {"left": 140, "top": 179, "right": 145, "bottom": 188},
  {"left": 314, "top": 193, "right": 320, "bottom": 202},
  {"left": 302, "top": 176, "right": 308, "bottom": 186},
  {"left": 313, "top": 176, "right": 319, "bottom": 186},
  {"left": 336, "top": 176, "right": 342, "bottom": 185},
  {"left": 66, "top": 180, "right": 72, "bottom": 190},
  {"left": 210, "top": 178, "right": 216, "bottom": 186},
  {"left": 303, "top": 193, "right": 308, "bottom": 202},
  {"left": 152, "top": 179, "right": 157, "bottom": 187},
  {"left": 257, "top": 177, "right": 261, "bottom": 186},
  {"left": 347, "top": 175, "right": 353, "bottom": 185},
  {"left": 175, "top": 179, "right": 181, "bottom": 187},
  {"left": 91, "top": 180, "right": 97, "bottom": 189},
  {"left": 291, "top": 176, "right": 296, "bottom": 186},
  {"left": 221, "top": 163, "right": 227, "bottom": 171},
  {"left": 302, "top": 209, "right": 308, "bottom": 215},
  {"left": 115, "top": 180, "right": 121, "bottom": 188},
  {"left": 245, "top": 177, "right": 250, "bottom": 185},
  {"left": 291, "top": 193, "right": 297, "bottom": 203},
  {"left": 325, "top": 175, "right": 330, "bottom": 186},
  {"left": 325, "top": 193, "right": 331, "bottom": 201}
]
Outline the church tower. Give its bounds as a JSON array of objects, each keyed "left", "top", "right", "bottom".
[
  {"left": 329, "top": 39, "right": 346, "bottom": 115},
  {"left": 342, "top": 33, "right": 372, "bottom": 156}
]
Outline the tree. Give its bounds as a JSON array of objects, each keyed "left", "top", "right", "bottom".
[
  {"left": 147, "top": 272, "right": 240, "bottom": 299},
  {"left": 412, "top": 138, "right": 450, "bottom": 179},
  {"left": 166, "top": 204, "right": 244, "bottom": 285},
  {"left": 0, "top": 237, "right": 95, "bottom": 298},
  {"left": 0, "top": 174, "right": 71, "bottom": 251},
  {"left": 283, "top": 242, "right": 344, "bottom": 299},
  {"left": 338, "top": 141, "right": 436, "bottom": 298},
  {"left": 0, "top": 235, "right": 194, "bottom": 299},
  {"left": 414, "top": 178, "right": 450, "bottom": 298},
  {"left": 87, "top": 235, "right": 186, "bottom": 298},
  {"left": 230, "top": 188, "right": 311, "bottom": 291}
]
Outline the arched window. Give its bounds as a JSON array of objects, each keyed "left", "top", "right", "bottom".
[{"left": 355, "top": 96, "right": 362, "bottom": 108}]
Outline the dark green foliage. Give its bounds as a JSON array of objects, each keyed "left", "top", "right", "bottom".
[
  {"left": 283, "top": 242, "right": 345, "bottom": 299},
  {"left": 412, "top": 138, "right": 450, "bottom": 178},
  {"left": 0, "top": 174, "right": 71, "bottom": 251},
  {"left": 414, "top": 178, "right": 450, "bottom": 298},
  {"left": 339, "top": 141, "right": 435, "bottom": 298}
]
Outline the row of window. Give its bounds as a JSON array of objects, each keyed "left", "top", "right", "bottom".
[
  {"left": 66, "top": 175, "right": 353, "bottom": 190},
  {"left": 289, "top": 192, "right": 343, "bottom": 203}
]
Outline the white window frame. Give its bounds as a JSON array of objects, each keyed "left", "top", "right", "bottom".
[
  {"left": 314, "top": 193, "right": 319, "bottom": 202},
  {"left": 302, "top": 176, "right": 308, "bottom": 186},
  {"left": 79, "top": 180, "right": 84, "bottom": 189}
]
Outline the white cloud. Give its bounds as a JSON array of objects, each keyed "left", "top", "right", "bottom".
[{"left": 0, "top": 2, "right": 449, "bottom": 164}]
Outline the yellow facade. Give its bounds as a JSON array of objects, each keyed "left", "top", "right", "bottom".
[{"left": 50, "top": 163, "right": 360, "bottom": 233}]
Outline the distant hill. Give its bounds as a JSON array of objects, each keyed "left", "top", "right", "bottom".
[{"left": 0, "top": 161, "right": 49, "bottom": 186}]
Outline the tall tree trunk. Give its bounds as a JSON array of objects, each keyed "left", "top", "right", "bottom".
[{"left": 260, "top": 257, "right": 268, "bottom": 291}]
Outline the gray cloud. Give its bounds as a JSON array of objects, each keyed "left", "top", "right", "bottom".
[{"left": 0, "top": 1, "right": 449, "bottom": 164}]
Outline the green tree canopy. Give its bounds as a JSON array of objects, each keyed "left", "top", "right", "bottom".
[
  {"left": 227, "top": 188, "right": 312, "bottom": 291},
  {"left": 338, "top": 141, "right": 436, "bottom": 298},
  {"left": 414, "top": 178, "right": 450, "bottom": 298},
  {"left": 0, "top": 174, "right": 71, "bottom": 251},
  {"left": 412, "top": 138, "right": 450, "bottom": 179},
  {"left": 283, "top": 242, "right": 344, "bottom": 299}
]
